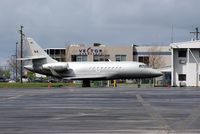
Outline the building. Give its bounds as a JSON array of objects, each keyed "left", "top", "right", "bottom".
[
  {"left": 133, "top": 45, "right": 171, "bottom": 67},
  {"left": 133, "top": 45, "right": 171, "bottom": 85},
  {"left": 44, "top": 48, "right": 66, "bottom": 62},
  {"left": 171, "top": 40, "right": 200, "bottom": 87},
  {"left": 65, "top": 44, "right": 133, "bottom": 62}
]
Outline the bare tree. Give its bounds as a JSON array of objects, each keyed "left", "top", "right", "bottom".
[
  {"left": 7, "top": 56, "right": 21, "bottom": 80},
  {"left": 148, "top": 47, "right": 166, "bottom": 69}
]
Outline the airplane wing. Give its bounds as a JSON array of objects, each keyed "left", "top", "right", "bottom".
[
  {"left": 48, "top": 66, "right": 62, "bottom": 77},
  {"left": 63, "top": 74, "right": 108, "bottom": 80}
]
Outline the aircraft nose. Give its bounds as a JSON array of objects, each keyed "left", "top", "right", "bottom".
[{"left": 153, "top": 69, "right": 163, "bottom": 77}]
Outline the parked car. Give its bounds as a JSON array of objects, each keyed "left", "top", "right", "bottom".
[{"left": 0, "top": 77, "right": 8, "bottom": 82}]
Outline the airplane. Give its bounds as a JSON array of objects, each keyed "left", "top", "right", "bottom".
[{"left": 21, "top": 37, "right": 162, "bottom": 86}]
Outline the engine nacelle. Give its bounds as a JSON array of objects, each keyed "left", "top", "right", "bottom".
[{"left": 42, "top": 62, "right": 68, "bottom": 71}]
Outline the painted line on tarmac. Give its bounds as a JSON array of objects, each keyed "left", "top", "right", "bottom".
[
  {"left": 0, "top": 95, "right": 25, "bottom": 101},
  {"left": 176, "top": 104, "right": 200, "bottom": 131},
  {"left": 136, "top": 94, "right": 172, "bottom": 133}
]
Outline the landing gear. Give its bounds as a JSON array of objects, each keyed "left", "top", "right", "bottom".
[
  {"left": 82, "top": 80, "right": 91, "bottom": 87},
  {"left": 137, "top": 79, "right": 141, "bottom": 88}
]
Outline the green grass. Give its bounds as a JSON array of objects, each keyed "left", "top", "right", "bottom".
[
  {"left": 0, "top": 82, "right": 156, "bottom": 89},
  {"left": 0, "top": 82, "right": 69, "bottom": 88}
]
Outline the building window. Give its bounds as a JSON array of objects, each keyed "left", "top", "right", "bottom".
[
  {"left": 50, "top": 49, "right": 54, "bottom": 55},
  {"left": 178, "top": 50, "right": 187, "bottom": 57},
  {"left": 178, "top": 74, "right": 186, "bottom": 81},
  {"left": 198, "top": 50, "right": 200, "bottom": 57},
  {"left": 61, "top": 49, "right": 65, "bottom": 55},
  {"left": 138, "top": 56, "right": 149, "bottom": 65},
  {"left": 94, "top": 55, "right": 110, "bottom": 61},
  {"left": 55, "top": 49, "right": 60, "bottom": 55},
  {"left": 115, "top": 55, "right": 126, "bottom": 61},
  {"left": 71, "top": 55, "right": 87, "bottom": 62}
]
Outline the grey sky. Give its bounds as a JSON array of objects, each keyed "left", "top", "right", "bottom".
[{"left": 0, "top": 0, "right": 200, "bottom": 65}]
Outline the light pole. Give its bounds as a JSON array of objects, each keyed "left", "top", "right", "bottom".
[
  {"left": 16, "top": 42, "right": 18, "bottom": 82},
  {"left": 19, "top": 26, "right": 24, "bottom": 83}
]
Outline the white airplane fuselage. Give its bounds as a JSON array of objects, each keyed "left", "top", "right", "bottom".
[{"left": 25, "top": 61, "right": 162, "bottom": 80}]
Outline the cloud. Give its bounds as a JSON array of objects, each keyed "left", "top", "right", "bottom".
[{"left": 0, "top": 0, "right": 199, "bottom": 65}]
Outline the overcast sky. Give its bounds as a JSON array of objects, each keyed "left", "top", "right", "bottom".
[{"left": 0, "top": 0, "right": 200, "bottom": 65}]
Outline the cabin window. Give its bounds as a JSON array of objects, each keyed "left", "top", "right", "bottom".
[
  {"left": 178, "top": 74, "right": 186, "bottom": 81},
  {"left": 139, "top": 64, "right": 149, "bottom": 68},
  {"left": 178, "top": 50, "right": 187, "bottom": 57}
]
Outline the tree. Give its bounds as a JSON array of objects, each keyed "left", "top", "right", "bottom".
[
  {"left": 7, "top": 55, "right": 22, "bottom": 81},
  {"left": 0, "top": 67, "right": 3, "bottom": 77},
  {"left": 148, "top": 47, "right": 166, "bottom": 69},
  {"left": 3, "top": 70, "right": 11, "bottom": 79},
  {"left": 27, "top": 71, "right": 36, "bottom": 82},
  {"left": 0, "top": 66, "right": 11, "bottom": 79}
]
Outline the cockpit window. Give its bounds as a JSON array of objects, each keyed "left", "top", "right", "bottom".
[{"left": 139, "top": 64, "right": 149, "bottom": 68}]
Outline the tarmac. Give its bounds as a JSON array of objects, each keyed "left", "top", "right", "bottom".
[{"left": 0, "top": 87, "right": 200, "bottom": 133}]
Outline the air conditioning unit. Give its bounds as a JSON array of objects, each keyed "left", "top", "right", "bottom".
[
  {"left": 179, "top": 82, "right": 186, "bottom": 87},
  {"left": 179, "top": 59, "right": 186, "bottom": 64}
]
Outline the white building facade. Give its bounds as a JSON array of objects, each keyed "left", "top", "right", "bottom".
[{"left": 171, "top": 40, "right": 200, "bottom": 87}]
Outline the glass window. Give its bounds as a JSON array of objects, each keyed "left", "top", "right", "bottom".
[
  {"left": 178, "top": 74, "right": 186, "bottom": 81},
  {"left": 77, "top": 55, "right": 87, "bottom": 62},
  {"left": 50, "top": 49, "right": 54, "bottom": 55},
  {"left": 121, "top": 55, "right": 126, "bottom": 61},
  {"left": 71, "top": 55, "right": 76, "bottom": 62},
  {"left": 93, "top": 55, "right": 110, "bottom": 61},
  {"left": 138, "top": 56, "right": 149, "bottom": 65},
  {"left": 61, "top": 49, "right": 65, "bottom": 55},
  {"left": 71, "top": 55, "right": 87, "bottom": 62},
  {"left": 115, "top": 55, "right": 126, "bottom": 61},
  {"left": 55, "top": 49, "right": 60, "bottom": 55},
  {"left": 178, "top": 50, "right": 187, "bottom": 57}
]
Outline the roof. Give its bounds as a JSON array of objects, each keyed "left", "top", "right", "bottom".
[{"left": 170, "top": 40, "right": 200, "bottom": 49}]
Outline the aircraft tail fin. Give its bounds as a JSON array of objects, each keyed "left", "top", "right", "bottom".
[{"left": 23, "top": 37, "right": 57, "bottom": 64}]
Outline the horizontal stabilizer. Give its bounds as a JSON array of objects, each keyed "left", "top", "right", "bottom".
[{"left": 17, "top": 56, "right": 47, "bottom": 61}]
